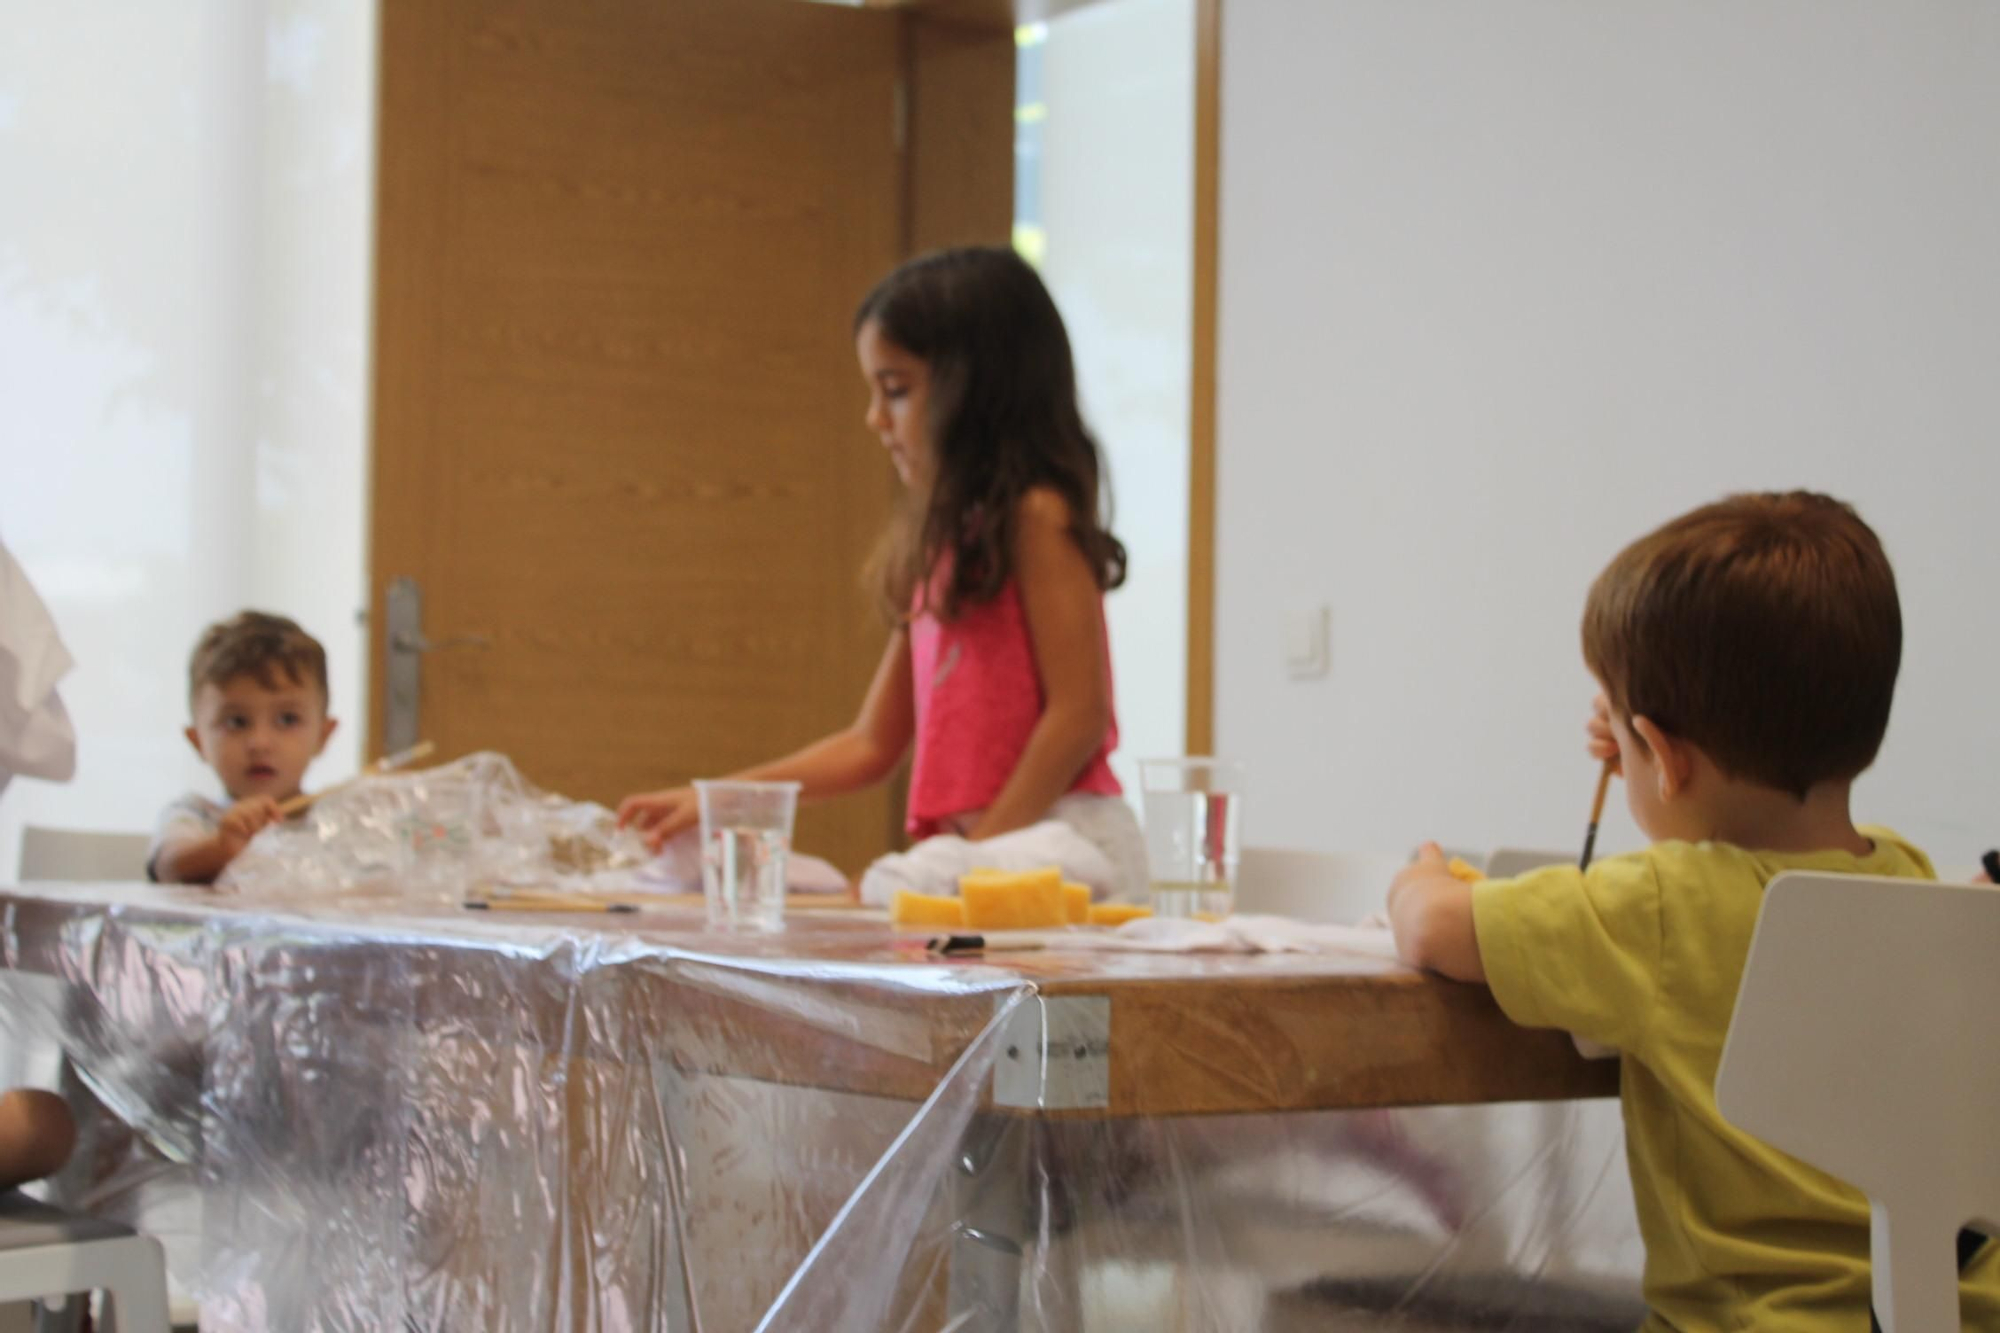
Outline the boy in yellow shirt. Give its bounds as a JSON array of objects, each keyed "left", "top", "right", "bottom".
[{"left": 1389, "top": 491, "right": 1997, "bottom": 1331}]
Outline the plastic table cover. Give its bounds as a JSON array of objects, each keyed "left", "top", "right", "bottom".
[{"left": 0, "top": 882, "right": 1644, "bottom": 1332}]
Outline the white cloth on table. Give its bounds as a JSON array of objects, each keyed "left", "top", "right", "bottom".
[
  {"left": 856, "top": 788, "right": 1144, "bottom": 904},
  {"left": 1064, "top": 914, "right": 1404, "bottom": 960},
  {"left": 858, "top": 793, "right": 1147, "bottom": 905},
  {"left": 0, "top": 539, "right": 76, "bottom": 800}
]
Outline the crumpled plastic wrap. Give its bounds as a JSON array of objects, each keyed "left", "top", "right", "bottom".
[
  {"left": 219, "top": 751, "right": 655, "bottom": 901},
  {"left": 0, "top": 882, "right": 1645, "bottom": 1332}
]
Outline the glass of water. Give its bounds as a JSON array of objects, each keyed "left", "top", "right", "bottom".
[
  {"left": 695, "top": 780, "right": 801, "bottom": 932},
  {"left": 1140, "top": 758, "right": 1244, "bottom": 919}
]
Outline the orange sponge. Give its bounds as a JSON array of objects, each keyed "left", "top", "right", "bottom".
[
  {"left": 891, "top": 891, "right": 966, "bottom": 929},
  {"left": 1062, "top": 882, "right": 1092, "bottom": 925},
  {"left": 1087, "top": 902, "right": 1153, "bottom": 927},
  {"left": 959, "top": 867, "right": 1067, "bottom": 930}
]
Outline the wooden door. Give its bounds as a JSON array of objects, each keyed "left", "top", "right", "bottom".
[{"left": 369, "top": 0, "right": 928, "bottom": 873}]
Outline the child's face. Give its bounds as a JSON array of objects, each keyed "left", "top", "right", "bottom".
[
  {"left": 855, "top": 318, "right": 935, "bottom": 491},
  {"left": 185, "top": 673, "right": 337, "bottom": 802}
]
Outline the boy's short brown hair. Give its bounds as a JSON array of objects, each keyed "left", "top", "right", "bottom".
[
  {"left": 1581, "top": 491, "right": 1900, "bottom": 800},
  {"left": 188, "top": 612, "right": 329, "bottom": 710}
]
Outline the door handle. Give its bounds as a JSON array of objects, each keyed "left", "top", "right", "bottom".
[
  {"left": 389, "top": 629, "right": 492, "bottom": 654},
  {"left": 383, "top": 578, "right": 491, "bottom": 755}
]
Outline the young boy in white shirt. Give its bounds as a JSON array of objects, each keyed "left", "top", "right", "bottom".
[{"left": 150, "top": 611, "right": 337, "bottom": 884}]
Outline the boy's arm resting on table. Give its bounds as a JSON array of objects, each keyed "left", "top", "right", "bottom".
[
  {"left": 966, "top": 489, "right": 1113, "bottom": 841},
  {"left": 1389, "top": 845, "right": 1488, "bottom": 983},
  {"left": 1416, "top": 851, "right": 1663, "bottom": 1052}
]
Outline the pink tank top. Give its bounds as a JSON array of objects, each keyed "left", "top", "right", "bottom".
[{"left": 906, "top": 578, "right": 1123, "bottom": 837}]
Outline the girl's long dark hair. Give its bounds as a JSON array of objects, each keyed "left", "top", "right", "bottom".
[{"left": 855, "top": 246, "right": 1127, "bottom": 623}]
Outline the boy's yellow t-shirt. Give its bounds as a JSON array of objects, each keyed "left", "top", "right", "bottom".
[{"left": 1472, "top": 828, "right": 2000, "bottom": 1333}]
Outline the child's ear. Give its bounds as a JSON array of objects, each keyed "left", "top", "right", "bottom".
[
  {"left": 314, "top": 716, "right": 339, "bottom": 757},
  {"left": 184, "top": 725, "right": 206, "bottom": 761},
  {"left": 1630, "top": 716, "right": 1694, "bottom": 800}
]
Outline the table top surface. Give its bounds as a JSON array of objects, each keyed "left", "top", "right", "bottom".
[{"left": 0, "top": 881, "right": 1619, "bottom": 1115}]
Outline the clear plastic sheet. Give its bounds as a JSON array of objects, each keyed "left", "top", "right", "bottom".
[
  {"left": 218, "top": 751, "right": 656, "bottom": 902},
  {"left": 0, "top": 882, "right": 1645, "bottom": 1331}
]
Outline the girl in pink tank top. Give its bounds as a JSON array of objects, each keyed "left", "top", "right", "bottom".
[{"left": 618, "top": 247, "right": 1145, "bottom": 898}]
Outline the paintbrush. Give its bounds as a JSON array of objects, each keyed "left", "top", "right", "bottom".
[
  {"left": 1579, "top": 758, "right": 1615, "bottom": 870},
  {"left": 465, "top": 891, "right": 638, "bottom": 915},
  {"left": 278, "top": 740, "right": 437, "bottom": 817}
]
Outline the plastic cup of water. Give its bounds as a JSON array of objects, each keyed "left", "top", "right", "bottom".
[
  {"left": 1139, "top": 758, "right": 1244, "bottom": 919},
  {"left": 695, "top": 780, "right": 801, "bottom": 932}
]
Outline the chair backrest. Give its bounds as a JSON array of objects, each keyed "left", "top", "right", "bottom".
[
  {"left": 1235, "top": 847, "right": 1407, "bottom": 924},
  {"left": 1483, "top": 847, "right": 1571, "bottom": 880},
  {"left": 1716, "top": 871, "right": 2000, "bottom": 1332},
  {"left": 17, "top": 826, "right": 152, "bottom": 882}
]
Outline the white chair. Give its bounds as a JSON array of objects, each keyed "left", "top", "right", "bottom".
[
  {"left": 1716, "top": 872, "right": 2000, "bottom": 1333},
  {"left": 10, "top": 830, "right": 177, "bottom": 1328},
  {"left": 17, "top": 829, "right": 152, "bottom": 883},
  {"left": 0, "top": 1192, "right": 170, "bottom": 1332},
  {"left": 1483, "top": 847, "right": 1572, "bottom": 880},
  {"left": 1235, "top": 847, "right": 1408, "bottom": 924}
]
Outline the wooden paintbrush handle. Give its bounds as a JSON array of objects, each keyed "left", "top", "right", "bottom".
[
  {"left": 278, "top": 740, "right": 437, "bottom": 817},
  {"left": 1579, "top": 758, "right": 1616, "bottom": 870}
]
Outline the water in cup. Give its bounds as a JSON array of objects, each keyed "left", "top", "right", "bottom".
[
  {"left": 702, "top": 824, "right": 788, "bottom": 933},
  {"left": 695, "top": 780, "right": 799, "bottom": 932},
  {"left": 1140, "top": 759, "right": 1243, "bottom": 919}
]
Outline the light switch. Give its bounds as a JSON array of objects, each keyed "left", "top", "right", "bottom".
[{"left": 1286, "top": 605, "right": 1331, "bottom": 680}]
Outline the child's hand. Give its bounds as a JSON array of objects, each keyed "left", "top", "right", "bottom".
[
  {"left": 216, "top": 795, "right": 282, "bottom": 860},
  {"left": 1387, "top": 843, "right": 1487, "bottom": 982},
  {"left": 1586, "top": 692, "right": 1622, "bottom": 775},
  {"left": 1390, "top": 842, "right": 1456, "bottom": 901},
  {"left": 616, "top": 786, "right": 700, "bottom": 852},
  {"left": 1388, "top": 844, "right": 1459, "bottom": 925}
]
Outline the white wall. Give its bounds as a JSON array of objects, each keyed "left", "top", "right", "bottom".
[
  {"left": 1040, "top": 0, "right": 1195, "bottom": 797},
  {"left": 1216, "top": 2, "right": 2000, "bottom": 866},
  {"left": 0, "top": 1, "right": 375, "bottom": 874}
]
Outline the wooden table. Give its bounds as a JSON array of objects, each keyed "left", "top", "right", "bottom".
[
  {"left": 0, "top": 883, "right": 1621, "bottom": 1331},
  {"left": 431, "top": 888, "right": 1618, "bottom": 1115}
]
